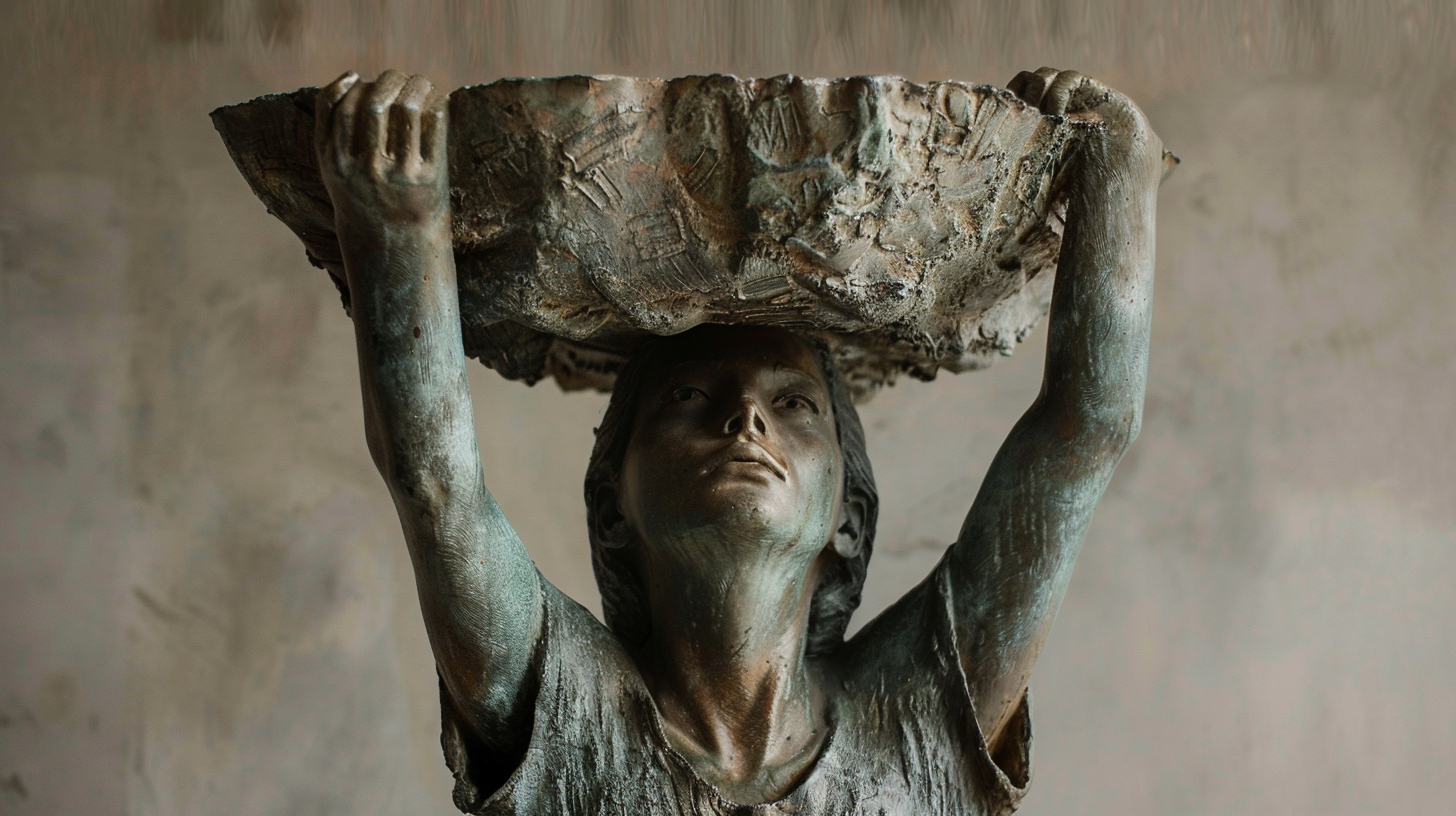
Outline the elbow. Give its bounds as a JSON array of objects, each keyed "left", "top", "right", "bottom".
[
  {"left": 361, "top": 412, "right": 403, "bottom": 481},
  {"left": 1091, "top": 404, "right": 1141, "bottom": 457},
  {"left": 367, "top": 434, "right": 481, "bottom": 526},
  {"left": 374, "top": 449, "right": 453, "bottom": 512},
  {"left": 385, "top": 464, "right": 452, "bottom": 511},
  {"left": 363, "top": 426, "right": 390, "bottom": 476},
  {"left": 1041, "top": 399, "right": 1141, "bottom": 458},
  {"left": 1119, "top": 407, "right": 1142, "bottom": 453}
]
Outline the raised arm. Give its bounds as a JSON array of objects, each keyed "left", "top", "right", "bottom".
[
  {"left": 945, "top": 69, "right": 1166, "bottom": 749},
  {"left": 316, "top": 70, "right": 541, "bottom": 757}
]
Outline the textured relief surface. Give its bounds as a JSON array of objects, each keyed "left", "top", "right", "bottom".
[{"left": 213, "top": 76, "right": 1096, "bottom": 398}]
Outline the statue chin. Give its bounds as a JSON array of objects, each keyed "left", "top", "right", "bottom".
[{"left": 636, "top": 480, "right": 834, "bottom": 568}]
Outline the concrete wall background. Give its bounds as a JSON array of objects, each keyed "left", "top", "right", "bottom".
[{"left": 2, "top": 2, "right": 1453, "bottom": 814}]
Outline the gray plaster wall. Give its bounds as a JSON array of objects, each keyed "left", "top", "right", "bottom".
[{"left": 2, "top": 2, "right": 1452, "bottom": 814}]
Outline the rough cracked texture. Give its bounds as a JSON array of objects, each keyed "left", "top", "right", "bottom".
[{"left": 212, "top": 75, "right": 1097, "bottom": 399}]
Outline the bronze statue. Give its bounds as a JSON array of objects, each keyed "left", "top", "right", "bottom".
[{"left": 220, "top": 67, "right": 1167, "bottom": 814}]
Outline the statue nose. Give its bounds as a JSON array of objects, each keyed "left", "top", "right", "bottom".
[{"left": 723, "top": 398, "right": 768, "bottom": 437}]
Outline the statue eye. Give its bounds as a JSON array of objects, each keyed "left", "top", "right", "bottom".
[
  {"left": 775, "top": 393, "right": 820, "bottom": 414},
  {"left": 669, "top": 385, "right": 709, "bottom": 403}
]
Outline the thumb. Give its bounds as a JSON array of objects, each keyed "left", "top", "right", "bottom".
[{"left": 315, "top": 71, "right": 359, "bottom": 162}]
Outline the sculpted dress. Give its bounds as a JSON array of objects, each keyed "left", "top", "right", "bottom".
[{"left": 440, "top": 559, "right": 1033, "bottom": 816}]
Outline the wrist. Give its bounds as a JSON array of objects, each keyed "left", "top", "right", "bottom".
[
  {"left": 335, "top": 197, "right": 450, "bottom": 238},
  {"left": 1078, "top": 123, "right": 1164, "bottom": 193},
  {"left": 336, "top": 207, "right": 450, "bottom": 260},
  {"left": 336, "top": 213, "right": 453, "bottom": 296}
]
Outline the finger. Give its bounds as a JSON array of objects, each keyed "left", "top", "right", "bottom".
[
  {"left": 1027, "top": 66, "right": 1060, "bottom": 107},
  {"left": 314, "top": 71, "right": 358, "bottom": 161},
  {"left": 1007, "top": 70, "right": 1040, "bottom": 105},
  {"left": 319, "top": 70, "right": 359, "bottom": 108},
  {"left": 333, "top": 78, "right": 367, "bottom": 163},
  {"left": 1014, "top": 67, "right": 1059, "bottom": 108},
  {"left": 391, "top": 74, "right": 433, "bottom": 167},
  {"left": 360, "top": 69, "right": 409, "bottom": 163},
  {"left": 1041, "top": 70, "right": 1084, "bottom": 116},
  {"left": 421, "top": 92, "right": 449, "bottom": 166}
]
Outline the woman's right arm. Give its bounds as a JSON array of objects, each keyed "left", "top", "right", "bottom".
[{"left": 317, "top": 70, "right": 542, "bottom": 758}]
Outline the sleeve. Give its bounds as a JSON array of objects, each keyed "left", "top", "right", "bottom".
[
  {"left": 437, "top": 576, "right": 661, "bottom": 814},
  {"left": 438, "top": 572, "right": 556, "bottom": 813},
  {"left": 441, "top": 669, "right": 510, "bottom": 813},
  {"left": 839, "top": 557, "right": 1033, "bottom": 810},
  {"left": 934, "top": 561, "right": 1034, "bottom": 798}
]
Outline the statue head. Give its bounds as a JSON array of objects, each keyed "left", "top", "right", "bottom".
[{"left": 584, "top": 325, "right": 878, "bottom": 656}]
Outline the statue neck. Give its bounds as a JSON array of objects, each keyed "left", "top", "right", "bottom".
[{"left": 634, "top": 537, "right": 830, "bottom": 800}]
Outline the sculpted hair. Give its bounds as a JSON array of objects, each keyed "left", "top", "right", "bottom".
[{"left": 583, "top": 332, "right": 878, "bottom": 657}]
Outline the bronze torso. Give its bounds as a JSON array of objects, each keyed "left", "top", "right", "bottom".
[{"left": 444, "top": 564, "right": 1031, "bottom": 815}]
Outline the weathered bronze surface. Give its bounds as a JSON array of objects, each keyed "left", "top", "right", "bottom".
[
  {"left": 213, "top": 67, "right": 1165, "bottom": 814},
  {"left": 213, "top": 76, "right": 1097, "bottom": 398}
]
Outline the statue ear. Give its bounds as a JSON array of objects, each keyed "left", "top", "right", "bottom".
[
  {"left": 592, "top": 483, "right": 631, "bottom": 549},
  {"left": 832, "top": 493, "right": 867, "bottom": 559}
]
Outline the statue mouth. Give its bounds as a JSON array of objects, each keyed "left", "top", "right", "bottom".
[{"left": 719, "top": 443, "right": 788, "bottom": 481}]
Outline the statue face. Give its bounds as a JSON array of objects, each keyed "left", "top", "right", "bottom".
[{"left": 617, "top": 326, "right": 845, "bottom": 567}]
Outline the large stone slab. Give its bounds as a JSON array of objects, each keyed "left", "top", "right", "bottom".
[{"left": 212, "top": 75, "right": 1097, "bottom": 399}]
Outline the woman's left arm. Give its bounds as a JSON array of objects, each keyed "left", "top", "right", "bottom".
[{"left": 945, "top": 69, "right": 1168, "bottom": 751}]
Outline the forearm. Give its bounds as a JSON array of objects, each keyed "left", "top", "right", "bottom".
[
  {"left": 1038, "top": 147, "right": 1158, "bottom": 439},
  {"left": 947, "top": 162, "right": 1158, "bottom": 599},
  {"left": 341, "top": 219, "right": 474, "bottom": 500}
]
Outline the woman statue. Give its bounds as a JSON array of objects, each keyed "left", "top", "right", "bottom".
[{"left": 313, "top": 66, "right": 1164, "bottom": 815}]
